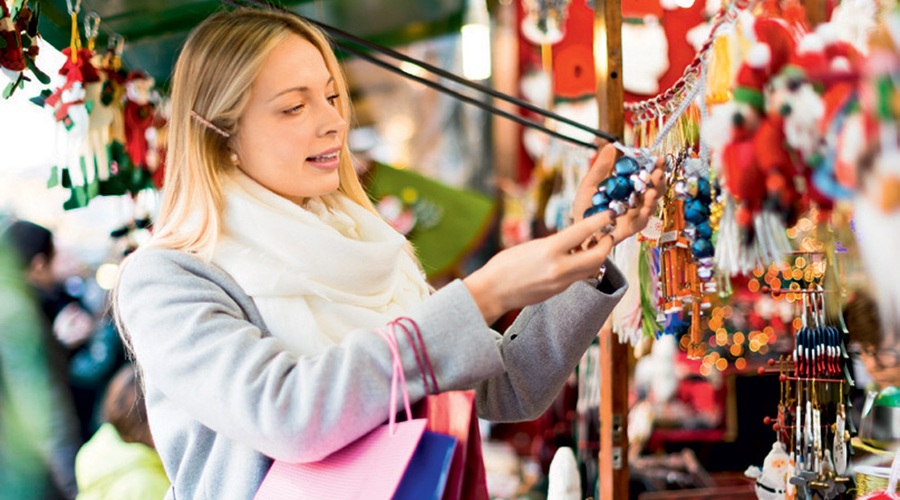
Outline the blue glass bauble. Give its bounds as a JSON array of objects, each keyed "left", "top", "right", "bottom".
[
  {"left": 684, "top": 199, "right": 710, "bottom": 225},
  {"left": 591, "top": 191, "right": 610, "bottom": 207},
  {"left": 614, "top": 156, "right": 640, "bottom": 177},
  {"left": 695, "top": 221, "right": 713, "bottom": 240},
  {"left": 692, "top": 238, "right": 714, "bottom": 258},
  {"left": 603, "top": 176, "right": 633, "bottom": 201},
  {"left": 583, "top": 204, "right": 605, "bottom": 219},
  {"left": 696, "top": 177, "right": 712, "bottom": 204}
]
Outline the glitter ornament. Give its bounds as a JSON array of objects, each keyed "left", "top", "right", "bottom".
[{"left": 583, "top": 148, "right": 659, "bottom": 220}]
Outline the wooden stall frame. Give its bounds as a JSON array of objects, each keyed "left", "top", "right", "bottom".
[{"left": 594, "top": 1, "right": 627, "bottom": 499}]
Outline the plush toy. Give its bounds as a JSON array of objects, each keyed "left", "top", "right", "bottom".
[
  {"left": 45, "top": 46, "right": 102, "bottom": 209},
  {"left": 704, "top": 17, "right": 804, "bottom": 274},
  {"left": 719, "top": 60, "right": 768, "bottom": 235},
  {"left": 123, "top": 71, "right": 157, "bottom": 171},
  {"left": 810, "top": 23, "right": 866, "bottom": 199},
  {"left": 147, "top": 98, "right": 170, "bottom": 189},
  {"left": 0, "top": 0, "right": 47, "bottom": 98}
]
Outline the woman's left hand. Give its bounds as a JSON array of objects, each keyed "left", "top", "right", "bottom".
[{"left": 571, "top": 143, "right": 665, "bottom": 246}]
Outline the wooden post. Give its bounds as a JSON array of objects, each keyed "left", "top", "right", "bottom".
[
  {"left": 594, "top": 1, "right": 627, "bottom": 499},
  {"left": 594, "top": 0, "right": 623, "bottom": 142},
  {"left": 491, "top": 0, "right": 520, "bottom": 185}
]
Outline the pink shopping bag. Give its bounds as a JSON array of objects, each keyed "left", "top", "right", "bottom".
[
  {"left": 254, "top": 419, "right": 428, "bottom": 500},
  {"left": 254, "top": 324, "right": 450, "bottom": 500}
]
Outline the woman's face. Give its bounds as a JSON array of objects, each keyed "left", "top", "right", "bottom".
[
  {"left": 231, "top": 35, "right": 347, "bottom": 203},
  {"left": 859, "top": 349, "right": 900, "bottom": 389}
]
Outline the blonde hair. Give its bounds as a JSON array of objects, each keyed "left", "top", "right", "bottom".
[{"left": 151, "top": 8, "right": 377, "bottom": 260}]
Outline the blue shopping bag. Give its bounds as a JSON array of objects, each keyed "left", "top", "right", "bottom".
[{"left": 394, "top": 431, "right": 457, "bottom": 500}]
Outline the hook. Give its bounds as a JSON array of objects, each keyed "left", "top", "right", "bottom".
[
  {"left": 66, "top": 0, "right": 82, "bottom": 15},
  {"left": 84, "top": 12, "right": 101, "bottom": 41},
  {"left": 109, "top": 34, "right": 125, "bottom": 56}
]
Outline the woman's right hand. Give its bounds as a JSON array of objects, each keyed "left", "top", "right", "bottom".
[
  {"left": 463, "top": 210, "right": 619, "bottom": 325},
  {"left": 463, "top": 148, "right": 663, "bottom": 325}
]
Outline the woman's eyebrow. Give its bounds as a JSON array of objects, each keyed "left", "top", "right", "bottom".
[{"left": 268, "top": 77, "right": 335, "bottom": 102}]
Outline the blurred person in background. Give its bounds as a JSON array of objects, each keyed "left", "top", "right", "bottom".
[
  {"left": 75, "top": 363, "right": 169, "bottom": 500},
  {"left": 6, "top": 217, "right": 126, "bottom": 443},
  {"left": 0, "top": 218, "right": 81, "bottom": 499},
  {"left": 844, "top": 289, "right": 900, "bottom": 391}
]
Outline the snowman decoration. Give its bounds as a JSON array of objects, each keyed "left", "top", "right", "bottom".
[{"left": 746, "top": 441, "right": 795, "bottom": 500}]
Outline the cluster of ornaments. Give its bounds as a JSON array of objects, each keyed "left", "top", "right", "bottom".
[
  {"left": 794, "top": 323, "right": 843, "bottom": 379},
  {"left": 583, "top": 151, "right": 656, "bottom": 220},
  {"left": 674, "top": 165, "right": 716, "bottom": 283}
]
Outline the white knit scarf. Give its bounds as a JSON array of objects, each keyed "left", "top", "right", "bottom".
[{"left": 212, "top": 169, "right": 431, "bottom": 356}]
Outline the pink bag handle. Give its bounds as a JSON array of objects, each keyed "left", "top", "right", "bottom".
[
  {"left": 391, "top": 317, "right": 439, "bottom": 394},
  {"left": 374, "top": 327, "right": 413, "bottom": 435},
  {"left": 389, "top": 319, "right": 431, "bottom": 394}
]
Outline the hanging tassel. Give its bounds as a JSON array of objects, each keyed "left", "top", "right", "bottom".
[
  {"left": 707, "top": 35, "right": 732, "bottom": 105},
  {"left": 612, "top": 234, "right": 643, "bottom": 346},
  {"left": 640, "top": 243, "right": 662, "bottom": 341}
]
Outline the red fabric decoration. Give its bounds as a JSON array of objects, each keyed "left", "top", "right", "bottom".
[
  {"left": 553, "top": 44, "right": 595, "bottom": 99},
  {"left": 622, "top": 0, "right": 663, "bottom": 18},
  {"left": 753, "top": 18, "right": 798, "bottom": 76},
  {"left": 0, "top": 3, "right": 25, "bottom": 72},
  {"left": 550, "top": 0, "right": 595, "bottom": 99},
  {"left": 44, "top": 47, "right": 100, "bottom": 109},
  {"left": 59, "top": 48, "right": 101, "bottom": 83},
  {"left": 722, "top": 138, "right": 765, "bottom": 213},
  {"left": 755, "top": 114, "right": 803, "bottom": 219},
  {"left": 790, "top": 48, "right": 829, "bottom": 79},
  {"left": 124, "top": 100, "right": 155, "bottom": 169}
]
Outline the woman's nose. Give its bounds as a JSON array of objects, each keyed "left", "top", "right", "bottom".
[{"left": 318, "top": 102, "right": 347, "bottom": 137}]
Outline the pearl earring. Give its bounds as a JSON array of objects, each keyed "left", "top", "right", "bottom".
[{"left": 229, "top": 151, "right": 239, "bottom": 164}]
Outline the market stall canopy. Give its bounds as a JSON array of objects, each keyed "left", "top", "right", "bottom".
[{"left": 36, "top": 0, "right": 466, "bottom": 85}]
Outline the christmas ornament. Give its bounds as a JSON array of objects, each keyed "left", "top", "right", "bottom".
[
  {"left": 44, "top": 9, "right": 103, "bottom": 210},
  {"left": 520, "top": 0, "right": 572, "bottom": 45},
  {"left": 745, "top": 441, "right": 794, "bottom": 500},
  {"left": 621, "top": 13, "right": 669, "bottom": 96},
  {"left": 0, "top": 0, "right": 47, "bottom": 99},
  {"left": 582, "top": 148, "right": 657, "bottom": 219},
  {"left": 123, "top": 71, "right": 157, "bottom": 170}
]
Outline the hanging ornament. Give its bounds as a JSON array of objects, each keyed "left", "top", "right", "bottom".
[
  {"left": 123, "top": 71, "right": 156, "bottom": 170},
  {"left": 675, "top": 157, "right": 716, "bottom": 283},
  {"left": 656, "top": 151, "right": 711, "bottom": 359},
  {"left": 745, "top": 440, "right": 794, "bottom": 500},
  {"left": 584, "top": 144, "right": 657, "bottom": 345},
  {"left": 520, "top": 0, "right": 571, "bottom": 45},
  {"left": 77, "top": 11, "right": 123, "bottom": 199},
  {"left": 621, "top": 13, "right": 669, "bottom": 96},
  {"left": 1, "top": 0, "right": 48, "bottom": 98},
  {"left": 703, "top": 17, "right": 802, "bottom": 275},
  {"left": 44, "top": 0, "right": 105, "bottom": 210}
]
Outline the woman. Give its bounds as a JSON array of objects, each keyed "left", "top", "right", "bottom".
[{"left": 115, "top": 7, "right": 664, "bottom": 499}]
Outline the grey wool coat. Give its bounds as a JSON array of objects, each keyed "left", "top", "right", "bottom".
[{"left": 115, "top": 247, "right": 627, "bottom": 499}]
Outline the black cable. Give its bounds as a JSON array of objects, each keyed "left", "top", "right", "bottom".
[
  {"left": 337, "top": 41, "right": 600, "bottom": 150},
  {"left": 226, "top": 0, "right": 617, "bottom": 145}
]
